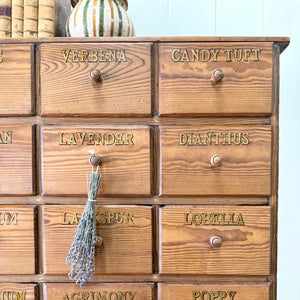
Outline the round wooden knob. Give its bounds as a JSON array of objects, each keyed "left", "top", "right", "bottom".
[
  {"left": 210, "top": 236, "right": 223, "bottom": 248},
  {"left": 89, "top": 68, "right": 102, "bottom": 82},
  {"left": 89, "top": 153, "right": 102, "bottom": 167},
  {"left": 210, "top": 154, "right": 223, "bottom": 167},
  {"left": 211, "top": 69, "right": 224, "bottom": 83},
  {"left": 96, "top": 236, "right": 103, "bottom": 248}
]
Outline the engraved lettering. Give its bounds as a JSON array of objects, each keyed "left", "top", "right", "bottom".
[
  {"left": 252, "top": 48, "right": 261, "bottom": 61},
  {"left": 211, "top": 49, "right": 220, "bottom": 62},
  {"left": 0, "top": 292, "right": 26, "bottom": 300},
  {"left": 62, "top": 49, "right": 71, "bottom": 63},
  {"left": 15, "top": 292, "right": 26, "bottom": 300},
  {"left": 184, "top": 213, "right": 192, "bottom": 225},
  {"left": 179, "top": 133, "right": 187, "bottom": 145},
  {"left": 200, "top": 50, "right": 211, "bottom": 62},
  {"left": 63, "top": 291, "right": 137, "bottom": 299},
  {"left": 243, "top": 48, "right": 251, "bottom": 61},
  {"left": 192, "top": 290, "right": 237, "bottom": 300},
  {"left": 0, "top": 50, "right": 3, "bottom": 63},
  {"left": 224, "top": 49, "right": 234, "bottom": 62},
  {"left": 0, "top": 213, "right": 18, "bottom": 225},
  {"left": 0, "top": 131, "right": 12, "bottom": 144},
  {"left": 241, "top": 133, "right": 249, "bottom": 145},
  {"left": 171, "top": 49, "right": 181, "bottom": 62}
]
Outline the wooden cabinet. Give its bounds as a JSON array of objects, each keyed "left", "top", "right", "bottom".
[{"left": 0, "top": 37, "right": 289, "bottom": 300}]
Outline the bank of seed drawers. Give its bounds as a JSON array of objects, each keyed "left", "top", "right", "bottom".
[{"left": 0, "top": 37, "right": 289, "bottom": 300}]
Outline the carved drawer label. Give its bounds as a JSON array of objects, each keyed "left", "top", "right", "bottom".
[
  {"left": 42, "top": 205, "right": 153, "bottom": 275},
  {"left": 159, "top": 206, "right": 271, "bottom": 275},
  {"left": 0, "top": 206, "right": 36, "bottom": 274},
  {"left": 41, "top": 126, "right": 151, "bottom": 196},
  {"left": 159, "top": 42, "right": 273, "bottom": 116},
  {"left": 0, "top": 125, "right": 34, "bottom": 195},
  {"left": 0, "top": 283, "right": 37, "bottom": 300},
  {"left": 160, "top": 125, "right": 271, "bottom": 196},
  {"left": 40, "top": 43, "right": 152, "bottom": 116}
]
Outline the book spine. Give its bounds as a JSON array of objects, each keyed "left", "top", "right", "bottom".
[
  {"left": 11, "top": 0, "right": 23, "bottom": 37},
  {"left": 0, "top": 0, "right": 12, "bottom": 38},
  {"left": 38, "top": 0, "right": 55, "bottom": 37},
  {"left": 24, "top": 0, "right": 37, "bottom": 37}
]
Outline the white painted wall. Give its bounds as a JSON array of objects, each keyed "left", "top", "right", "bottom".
[{"left": 128, "top": 1, "right": 300, "bottom": 299}]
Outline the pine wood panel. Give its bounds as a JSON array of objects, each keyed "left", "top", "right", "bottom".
[
  {"left": 0, "top": 44, "right": 34, "bottom": 116},
  {"left": 0, "top": 283, "right": 37, "bottom": 299},
  {"left": 159, "top": 42, "right": 273, "bottom": 116},
  {"left": 0, "top": 206, "right": 35, "bottom": 275},
  {"left": 40, "top": 43, "right": 152, "bottom": 116},
  {"left": 0, "top": 125, "right": 34, "bottom": 195},
  {"left": 159, "top": 206, "right": 271, "bottom": 275},
  {"left": 160, "top": 125, "right": 271, "bottom": 196},
  {"left": 42, "top": 205, "right": 153, "bottom": 275},
  {"left": 44, "top": 283, "right": 154, "bottom": 300},
  {"left": 158, "top": 283, "right": 270, "bottom": 300},
  {"left": 41, "top": 126, "right": 151, "bottom": 196}
]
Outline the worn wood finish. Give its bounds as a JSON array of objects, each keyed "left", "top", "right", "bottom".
[
  {"left": 42, "top": 205, "right": 153, "bottom": 275},
  {"left": 0, "top": 206, "right": 35, "bottom": 275},
  {"left": 0, "top": 125, "right": 34, "bottom": 195},
  {"left": 0, "top": 44, "right": 34, "bottom": 116},
  {"left": 159, "top": 206, "right": 271, "bottom": 275},
  {"left": 44, "top": 283, "right": 154, "bottom": 300},
  {"left": 41, "top": 126, "right": 151, "bottom": 196},
  {"left": 0, "top": 283, "right": 37, "bottom": 300},
  {"left": 160, "top": 125, "right": 272, "bottom": 196},
  {"left": 40, "top": 43, "right": 152, "bottom": 116},
  {"left": 159, "top": 43, "right": 273, "bottom": 116},
  {"left": 158, "top": 283, "right": 270, "bottom": 300}
]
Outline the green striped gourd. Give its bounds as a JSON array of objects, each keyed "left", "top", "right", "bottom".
[{"left": 66, "top": 0, "right": 135, "bottom": 37}]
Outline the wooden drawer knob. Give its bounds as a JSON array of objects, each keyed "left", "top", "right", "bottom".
[
  {"left": 210, "top": 154, "right": 223, "bottom": 167},
  {"left": 96, "top": 236, "right": 103, "bottom": 248},
  {"left": 210, "top": 236, "right": 223, "bottom": 248},
  {"left": 89, "top": 153, "right": 102, "bottom": 167},
  {"left": 89, "top": 68, "right": 102, "bottom": 82},
  {"left": 211, "top": 69, "right": 224, "bottom": 83}
]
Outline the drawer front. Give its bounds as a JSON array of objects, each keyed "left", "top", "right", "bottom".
[
  {"left": 44, "top": 283, "right": 154, "bottom": 300},
  {"left": 0, "top": 283, "right": 37, "bottom": 300},
  {"left": 159, "top": 206, "right": 271, "bottom": 275},
  {"left": 0, "top": 125, "right": 34, "bottom": 195},
  {"left": 160, "top": 126, "right": 271, "bottom": 196},
  {"left": 41, "top": 126, "right": 151, "bottom": 196},
  {"left": 42, "top": 205, "right": 153, "bottom": 275},
  {"left": 158, "top": 283, "right": 270, "bottom": 300},
  {"left": 40, "top": 43, "right": 152, "bottom": 116},
  {"left": 0, "top": 206, "right": 35, "bottom": 274},
  {"left": 159, "top": 42, "right": 273, "bottom": 116},
  {"left": 0, "top": 44, "right": 33, "bottom": 116}
]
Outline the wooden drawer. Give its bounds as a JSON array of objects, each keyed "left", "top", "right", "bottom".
[
  {"left": 41, "top": 126, "right": 151, "bottom": 196},
  {"left": 0, "top": 125, "right": 34, "bottom": 195},
  {"left": 40, "top": 43, "right": 152, "bottom": 116},
  {"left": 0, "top": 44, "right": 34, "bottom": 116},
  {"left": 158, "top": 283, "right": 270, "bottom": 300},
  {"left": 159, "top": 42, "right": 273, "bottom": 116},
  {"left": 160, "top": 126, "right": 271, "bottom": 196},
  {"left": 42, "top": 205, "right": 153, "bottom": 275},
  {"left": 0, "top": 283, "right": 37, "bottom": 300},
  {"left": 44, "top": 283, "right": 154, "bottom": 299},
  {"left": 0, "top": 206, "right": 36, "bottom": 274},
  {"left": 159, "top": 206, "right": 271, "bottom": 275}
]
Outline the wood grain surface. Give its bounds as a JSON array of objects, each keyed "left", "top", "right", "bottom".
[
  {"left": 0, "top": 206, "right": 36, "bottom": 274},
  {"left": 40, "top": 43, "right": 152, "bottom": 116},
  {"left": 0, "top": 283, "right": 37, "bottom": 299},
  {"left": 42, "top": 205, "right": 153, "bottom": 275},
  {"left": 44, "top": 283, "right": 154, "bottom": 300},
  {"left": 0, "top": 44, "right": 33, "bottom": 115},
  {"left": 159, "top": 206, "right": 271, "bottom": 275},
  {"left": 159, "top": 42, "right": 273, "bottom": 116},
  {"left": 158, "top": 283, "right": 270, "bottom": 300},
  {"left": 41, "top": 126, "right": 151, "bottom": 196},
  {"left": 160, "top": 125, "right": 271, "bottom": 196},
  {"left": 0, "top": 125, "right": 34, "bottom": 195}
]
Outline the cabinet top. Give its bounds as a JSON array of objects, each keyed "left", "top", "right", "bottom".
[{"left": 0, "top": 36, "right": 290, "bottom": 53}]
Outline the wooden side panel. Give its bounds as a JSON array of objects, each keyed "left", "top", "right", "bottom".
[
  {"left": 0, "top": 125, "right": 34, "bottom": 195},
  {"left": 42, "top": 205, "right": 153, "bottom": 275},
  {"left": 159, "top": 42, "right": 273, "bottom": 116},
  {"left": 0, "top": 283, "right": 37, "bottom": 300},
  {"left": 44, "top": 283, "right": 154, "bottom": 300},
  {"left": 158, "top": 283, "right": 270, "bottom": 300},
  {"left": 0, "top": 44, "right": 33, "bottom": 116},
  {"left": 0, "top": 206, "right": 35, "bottom": 274},
  {"left": 160, "top": 125, "right": 271, "bottom": 196},
  {"left": 41, "top": 126, "right": 151, "bottom": 196},
  {"left": 40, "top": 43, "right": 152, "bottom": 116},
  {"left": 159, "top": 206, "right": 271, "bottom": 275}
]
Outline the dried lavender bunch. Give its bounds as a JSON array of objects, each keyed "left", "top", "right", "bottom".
[{"left": 66, "top": 171, "right": 102, "bottom": 286}]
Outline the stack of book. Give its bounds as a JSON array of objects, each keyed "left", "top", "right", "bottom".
[{"left": 0, "top": 0, "right": 55, "bottom": 38}]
